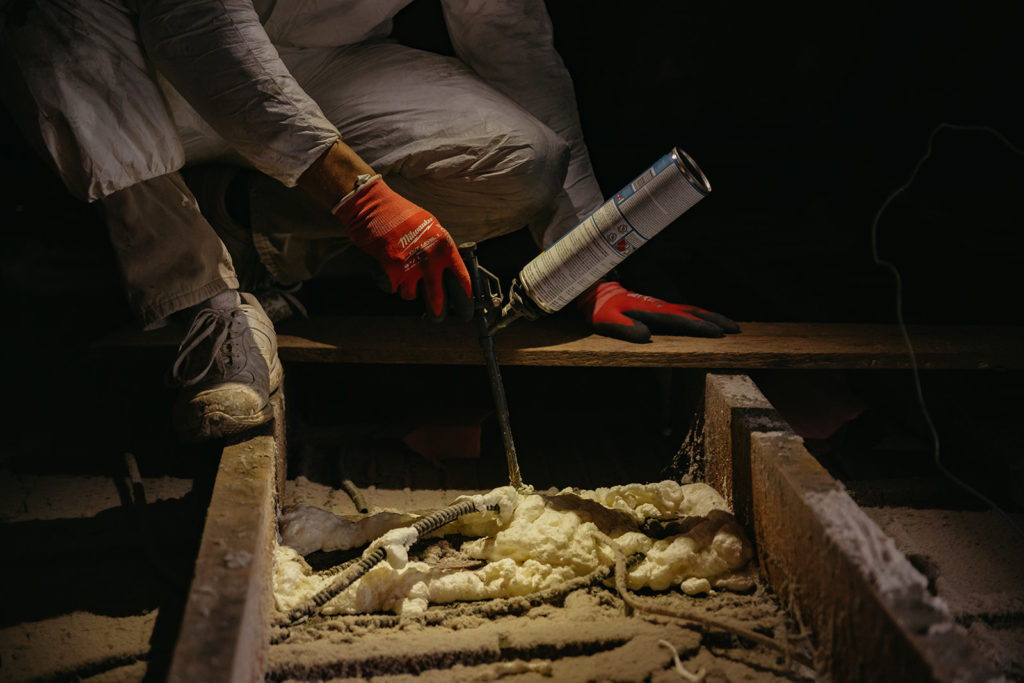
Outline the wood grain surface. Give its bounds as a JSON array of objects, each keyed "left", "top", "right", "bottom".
[{"left": 94, "top": 317, "right": 1024, "bottom": 369}]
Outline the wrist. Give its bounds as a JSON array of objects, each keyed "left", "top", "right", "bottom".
[{"left": 298, "top": 140, "right": 375, "bottom": 209}]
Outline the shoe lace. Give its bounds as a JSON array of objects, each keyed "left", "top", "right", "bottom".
[{"left": 169, "top": 307, "right": 236, "bottom": 387}]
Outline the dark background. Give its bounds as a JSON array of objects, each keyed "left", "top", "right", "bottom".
[{"left": 552, "top": 2, "right": 1024, "bottom": 326}]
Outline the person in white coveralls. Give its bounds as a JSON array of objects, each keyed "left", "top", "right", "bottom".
[{"left": 0, "top": 0, "right": 737, "bottom": 442}]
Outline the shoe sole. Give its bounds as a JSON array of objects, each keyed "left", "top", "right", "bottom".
[{"left": 177, "top": 355, "right": 284, "bottom": 443}]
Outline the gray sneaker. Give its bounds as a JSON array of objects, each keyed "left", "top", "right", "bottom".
[{"left": 169, "top": 292, "right": 283, "bottom": 442}]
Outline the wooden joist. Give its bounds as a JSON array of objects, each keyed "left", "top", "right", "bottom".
[
  {"left": 94, "top": 316, "right": 1024, "bottom": 369},
  {"left": 167, "top": 393, "right": 286, "bottom": 683},
  {"left": 702, "top": 373, "right": 999, "bottom": 683}
]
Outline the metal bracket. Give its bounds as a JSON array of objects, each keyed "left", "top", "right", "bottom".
[{"left": 477, "top": 264, "right": 504, "bottom": 314}]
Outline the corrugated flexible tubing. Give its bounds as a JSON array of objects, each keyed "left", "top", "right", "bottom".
[{"left": 277, "top": 499, "right": 500, "bottom": 627}]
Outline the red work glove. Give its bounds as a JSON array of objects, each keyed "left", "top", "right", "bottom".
[
  {"left": 333, "top": 175, "right": 472, "bottom": 320},
  {"left": 577, "top": 280, "right": 740, "bottom": 343}
]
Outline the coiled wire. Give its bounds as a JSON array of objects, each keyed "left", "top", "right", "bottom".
[{"left": 276, "top": 499, "right": 499, "bottom": 627}]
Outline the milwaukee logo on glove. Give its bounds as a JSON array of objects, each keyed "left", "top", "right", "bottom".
[
  {"left": 403, "top": 235, "right": 439, "bottom": 271},
  {"left": 334, "top": 175, "right": 472, "bottom": 318},
  {"left": 398, "top": 218, "right": 436, "bottom": 249}
]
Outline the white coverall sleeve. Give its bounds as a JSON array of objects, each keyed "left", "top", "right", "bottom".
[
  {"left": 440, "top": 0, "right": 605, "bottom": 226},
  {"left": 137, "top": 0, "right": 340, "bottom": 187}
]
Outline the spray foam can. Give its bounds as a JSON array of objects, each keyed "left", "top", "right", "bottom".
[{"left": 495, "top": 147, "right": 711, "bottom": 331}]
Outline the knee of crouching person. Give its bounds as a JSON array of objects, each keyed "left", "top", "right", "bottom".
[{"left": 498, "top": 125, "right": 570, "bottom": 218}]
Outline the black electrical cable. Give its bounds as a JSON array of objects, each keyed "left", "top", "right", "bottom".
[{"left": 869, "top": 122, "right": 1024, "bottom": 540}]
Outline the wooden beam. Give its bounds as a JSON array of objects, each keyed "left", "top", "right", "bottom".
[
  {"left": 167, "top": 393, "right": 285, "bottom": 683},
  {"left": 94, "top": 317, "right": 1024, "bottom": 369},
  {"left": 702, "top": 373, "right": 999, "bottom": 682},
  {"left": 701, "top": 373, "right": 788, "bottom": 528}
]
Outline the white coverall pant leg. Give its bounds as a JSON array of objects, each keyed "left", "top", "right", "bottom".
[
  {"left": 99, "top": 174, "right": 239, "bottom": 328},
  {"left": 0, "top": 0, "right": 239, "bottom": 329},
  {"left": 236, "top": 41, "right": 573, "bottom": 284}
]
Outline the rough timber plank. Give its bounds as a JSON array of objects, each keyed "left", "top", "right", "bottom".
[
  {"left": 94, "top": 317, "right": 1024, "bottom": 369},
  {"left": 702, "top": 373, "right": 788, "bottom": 528},
  {"left": 167, "top": 393, "right": 285, "bottom": 683},
  {"left": 702, "top": 373, "right": 999, "bottom": 682}
]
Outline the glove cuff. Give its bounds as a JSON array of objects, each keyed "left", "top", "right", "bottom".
[
  {"left": 331, "top": 173, "right": 381, "bottom": 214},
  {"left": 576, "top": 279, "right": 624, "bottom": 313}
]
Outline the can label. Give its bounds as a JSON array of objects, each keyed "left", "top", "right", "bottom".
[{"left": 519, "top": 148, "right": 710, "bottom": 313}]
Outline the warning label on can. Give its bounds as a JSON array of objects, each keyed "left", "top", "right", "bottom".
[
  {"left": 519, "top": 214, "right": 619, "bottom": 312},
  {"left": 519, "top": 149, "right": 708, "bottom": 313}
]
